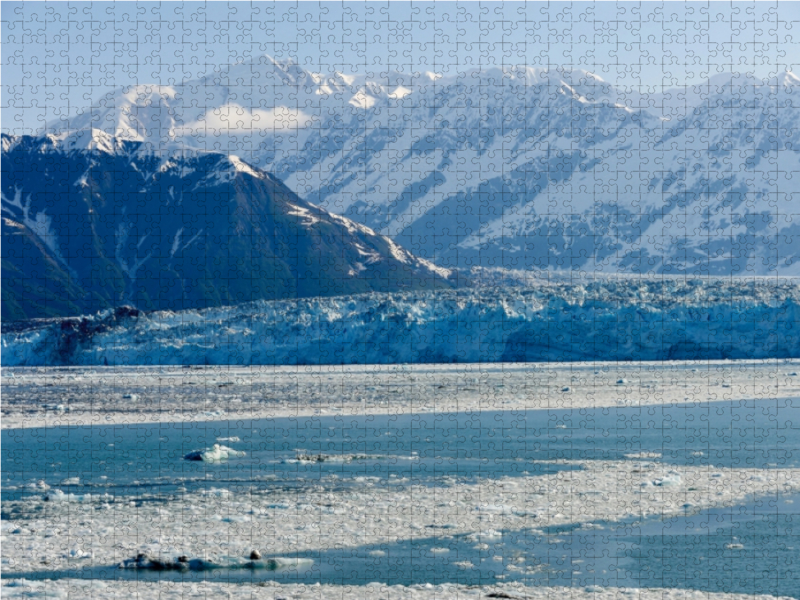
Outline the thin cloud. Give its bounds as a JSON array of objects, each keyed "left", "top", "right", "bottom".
[{"left": 178, "top": 103, "right": 313, "bottom": 134}]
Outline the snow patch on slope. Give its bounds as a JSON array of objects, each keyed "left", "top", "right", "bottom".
[{"left": 1, "top": 186, "right": 69, "bottom": 268}]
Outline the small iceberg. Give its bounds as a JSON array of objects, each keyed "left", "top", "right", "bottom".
[
  {"left": 652, "top": 473, "right": 682, "bottom": 487},
  {"left": 183, "top": 444, "right": 246, "bottom": 462},
  {"left": 724, "top": 543, "right": 744, "bottom": 550}
]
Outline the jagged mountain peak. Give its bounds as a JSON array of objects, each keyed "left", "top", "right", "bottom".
[{"left": 14, "top": 60, "right": 800, "bottom": 279}]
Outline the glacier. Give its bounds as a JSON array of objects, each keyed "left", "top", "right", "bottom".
[{"left": 3, "top": 278, "right": 799, "bottom": 366}]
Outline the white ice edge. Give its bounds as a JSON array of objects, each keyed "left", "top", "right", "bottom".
[
  {"left": 3, "top": 579, "right": 794, "bottom": 600},
  {"left": 3, "top": 360, "right": 799, "bottom": 430}
]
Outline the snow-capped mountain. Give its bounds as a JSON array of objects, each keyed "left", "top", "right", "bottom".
[
  {"left": 40, "top": 56, "right": 800, "bottom": 276},
  {"left": 4, "top": 278, "right": 799, "bottom": 366},
  {"left": 1, "top": 130, "right": 453, "bottom": 320}
]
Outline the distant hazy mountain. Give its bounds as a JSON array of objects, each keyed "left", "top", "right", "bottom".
[
  {"left": 1, "top": 130, "right": 453, "bottom": 320},
  {"left": 40, "top": 56, "right": 800, "bottom": 276}
]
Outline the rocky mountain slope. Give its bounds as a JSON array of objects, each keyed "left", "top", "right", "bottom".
[{"left": 1, "top": 130, "right": 453, "bottom": 320}]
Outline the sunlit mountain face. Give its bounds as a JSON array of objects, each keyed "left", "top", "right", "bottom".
[{"left": 40, "top": 57, "right": 800, "bottom": 277}]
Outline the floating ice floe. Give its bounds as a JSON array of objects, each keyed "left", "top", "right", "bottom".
[
  {"left": 43, "top": 489, "right": 112, "bottom": 503},
  {"left": 199, "top": 488, "right": 234, "bottom": 498},
  {"left": 644, "top": 472, "right": 683, "bottom": 487},
  {"left": 289, "top": 452, "right": 374, "bottom": 463},
  {"left": 25, "top": 480, "right": 50, "bottom": 491},
  {"left": 202, "top": 410, "right": 226, "bottom": 418},
  {"left": 65, "top": 544, "right": 92, "bottom": 559},
  {"left": 183, "top": 444, "right": 245, "bottom": 462},
  {"left": 624, "top": 452, "right": 662, "bottom": 459},
  {"left": 467, "top": 529, "right": 504, "bottom": 542},
  {"left": 120, "top": 553, "right": 313, "bottom": 572}
]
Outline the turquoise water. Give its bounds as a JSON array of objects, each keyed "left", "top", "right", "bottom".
[{"left": 2, "top": 400, "right": 799, "bottom": 596}]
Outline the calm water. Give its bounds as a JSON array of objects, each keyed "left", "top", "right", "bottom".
[{"left": 3, "top": 399, "right": 799, "bottom": 596}]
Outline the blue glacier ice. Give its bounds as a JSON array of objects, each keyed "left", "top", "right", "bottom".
[{"left": 2, "top": 278, "right": 799, "bottom": 366}]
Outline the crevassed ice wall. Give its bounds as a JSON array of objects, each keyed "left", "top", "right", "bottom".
[{"left": 3, "top": 281, "right": 799, "bottom": 366}]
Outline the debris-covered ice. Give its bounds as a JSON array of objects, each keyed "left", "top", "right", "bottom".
[{"left": 120, "top": 552, "right": 313, "bottom": 572}]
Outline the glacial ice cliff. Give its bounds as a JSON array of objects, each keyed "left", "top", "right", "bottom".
[{"left": 2, "top": 279, "right": 799, "bottom": 366}]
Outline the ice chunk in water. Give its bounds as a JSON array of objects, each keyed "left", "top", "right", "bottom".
[{"left": 183, "top": 444, "right": 245, "bottom": 462}]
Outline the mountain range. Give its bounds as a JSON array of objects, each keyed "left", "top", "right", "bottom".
[
  {"left": 4, "top": 57, "right": 800, "bottom": 319},
  {"left": 35, "top": 55, "right": 800, "bottom": 276},
  {"left": 1, "top": 130, "right": 453, "bottom": 320}
]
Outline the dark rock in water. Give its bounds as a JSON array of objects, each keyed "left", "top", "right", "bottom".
[
  {"left": 183, "top": 451, "right": 204, "bottom": 461},
  {"left": 249, "top": 550, "right": 261, "bottom": 560},
  {"left": 178, "top": 555, "right": 189, "bottom": 563}
]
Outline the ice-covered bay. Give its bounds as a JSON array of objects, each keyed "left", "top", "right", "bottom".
[
  {"left": 3, "top": 362, "right": 799, "bottom": 598},
  {"left": 3, "top": 360, "right": 800, "bottom": 429},
  {"left": 5, "top": 454, "right": 797, "bottom": 573}
]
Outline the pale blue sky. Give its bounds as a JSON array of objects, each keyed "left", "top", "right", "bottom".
[{"left": 3, "top": 1, "right": 799, "bottom": 133}]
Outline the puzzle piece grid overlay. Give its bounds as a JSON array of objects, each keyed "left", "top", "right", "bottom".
[{"left": 2, "top": 3, "right": 800, "bottom": 600}]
